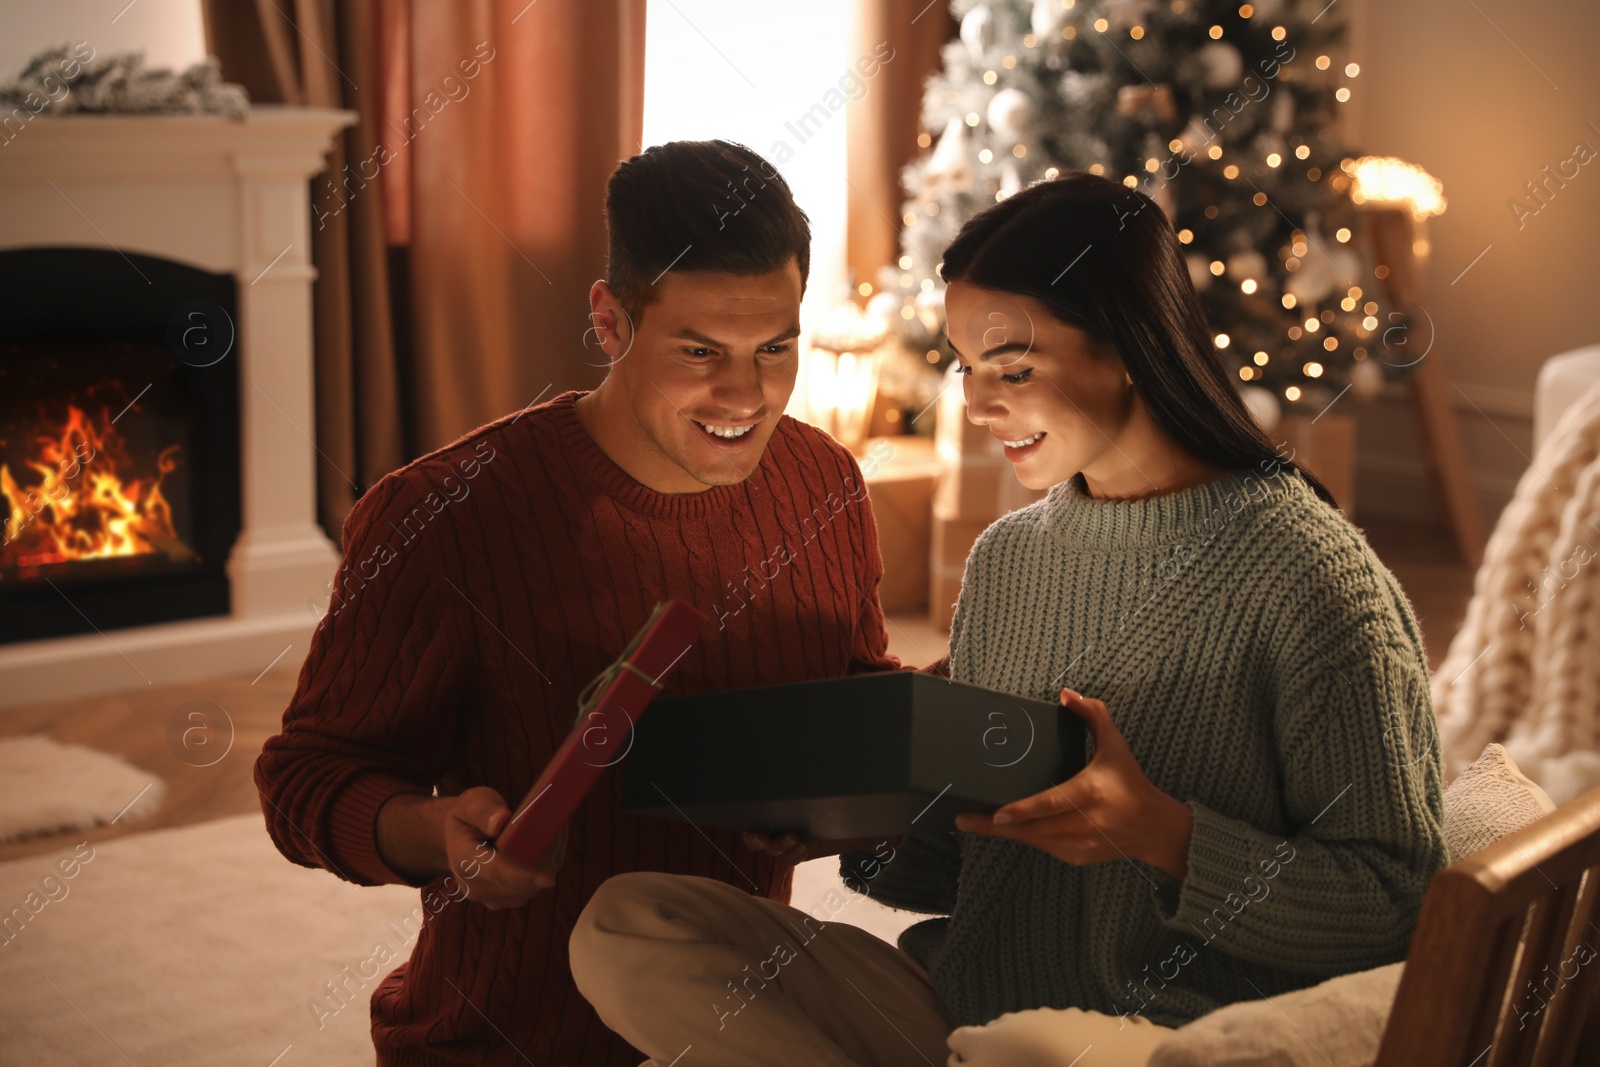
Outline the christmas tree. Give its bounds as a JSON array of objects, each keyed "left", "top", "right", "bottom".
[{"left": 873, "top": 0, "right": 1432, "bottom": 423}]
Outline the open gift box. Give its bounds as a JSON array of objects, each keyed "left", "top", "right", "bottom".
[{"left": 622, "top": 672, "right": 1085, "bottom": 839}]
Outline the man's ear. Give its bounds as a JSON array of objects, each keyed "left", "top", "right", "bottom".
[{"left": 586, "top": 280, "right": 637, "bottom": 368}]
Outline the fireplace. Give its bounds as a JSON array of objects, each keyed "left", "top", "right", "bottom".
[
  {"left": 0, "top": 107, "right": 353, "bottom": 709},
  {"left": 0, "top": 249, "right": 242, "bottom": 643}
]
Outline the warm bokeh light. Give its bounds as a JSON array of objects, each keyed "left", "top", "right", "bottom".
[{"left": 1346, "top": 155, "right": 1448, "bottom": 218}]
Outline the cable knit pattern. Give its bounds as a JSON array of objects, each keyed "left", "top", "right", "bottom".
[
  {"left": 255, "top": 391, "right": 898, "bottom": 1067},
  {"left": 855, "top": 462, "right": 1447, "bottom": 1029},
  {"left": 1433, "top": 379, "right": 1600, "bottom": 803}
]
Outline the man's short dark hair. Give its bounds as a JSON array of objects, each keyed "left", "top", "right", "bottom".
[{"left": 604, "top": 139, "right": 811, "bottom": 328}]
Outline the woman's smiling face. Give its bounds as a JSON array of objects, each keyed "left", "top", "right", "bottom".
[{"left": 944, "top": 280, "right": 1137, "bottom": 491}]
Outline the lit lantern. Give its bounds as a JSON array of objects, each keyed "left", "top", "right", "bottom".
[{"left": 801, "top": 298, "right": 889, "bottom": 453}]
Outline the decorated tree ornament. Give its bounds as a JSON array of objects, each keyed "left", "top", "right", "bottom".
[
  {"left": 1031, "top": 0, "right": 1069, "bottom": 41},
  {"left": 1284, "top": 214, "right": 1343, "bottom": 306},
  {"left": 866, "top": 289, "right": 904, "bottom": 325},
  {"left": 925, "top": 116, "right": 976, "bottom": 195},
  {"left": 1197, "top": 42, "right": 1245, "bottom": 89},
  {"left": 1349, "top": 358, "right": 1387, "bottom": 401},
  {"left": 1240, "top": 384, "right": 1282, "bottom": 433},
  {"left": 987, "top": 87, "right": 1035, "bottom": 141},
  {"left": 1285, "top": 254, "right": 1338, "bottom": 307},
  {"left": 884, "top": 0, "right": 1402, "bottom": 403},
  {"left": 960, "top": 4, "right": 995, "bottom": 62}
]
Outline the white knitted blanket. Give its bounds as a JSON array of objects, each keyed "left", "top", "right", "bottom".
[{"left": 1434, "top": 377, "right": 1600, "bottom": 803}]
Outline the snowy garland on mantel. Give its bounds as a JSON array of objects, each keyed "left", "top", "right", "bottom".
[{"left": 0, "top": 44, "right": 249, "bottom": 119}]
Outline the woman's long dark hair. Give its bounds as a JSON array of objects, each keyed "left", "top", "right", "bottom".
[{"left": 938, "top": 171, "right": 1338, "bottom": 510}]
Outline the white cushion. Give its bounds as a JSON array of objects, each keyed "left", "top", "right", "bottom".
[
  {"left": 1146, "top": 963, "right": 1402, "bottom": 1067},
  {"left": 1146, "top": 743, "right": 1554, "bottom": 1067},
  {"left": 1535, "top": 344, "right": 1600, "bottom": 451},
  {"left": 1442, "top": 742, "right": 1556, "bottom": 860}
]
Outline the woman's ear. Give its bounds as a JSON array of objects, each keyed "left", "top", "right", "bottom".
[{"left": 1124, "top": 369, "right": 1133, "bottom": 386}]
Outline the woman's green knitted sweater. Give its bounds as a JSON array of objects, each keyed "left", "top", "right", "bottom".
[{"left": 851, "top": 462, "right": 1449, "bottom": 1029}]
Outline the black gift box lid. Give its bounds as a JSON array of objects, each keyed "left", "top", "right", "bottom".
[{"left": 622, "top": 671, "right": 1085, "bottom": 839}]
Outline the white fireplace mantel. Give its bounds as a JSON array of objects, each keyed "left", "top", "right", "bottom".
[{"left": 0, "top": 106, "right": 356, "bottom": 709}]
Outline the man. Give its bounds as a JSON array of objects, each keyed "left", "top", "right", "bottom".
[{"left": 256, "top": 139, "right": 897, "bottom": 1066}]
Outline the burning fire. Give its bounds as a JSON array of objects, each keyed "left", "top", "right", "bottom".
[{"left": 1, "top": 404, "right": 185, "bottom": 574}]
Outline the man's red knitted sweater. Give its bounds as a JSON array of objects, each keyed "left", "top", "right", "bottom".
[{"left": 255, "top": 391, "right": 897, "bottom": 1066}]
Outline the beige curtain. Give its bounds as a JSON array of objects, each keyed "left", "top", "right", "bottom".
[
  {"left": 201, "top": 0, "right": 645, "bottom": 539},
  {"left": 846, "top": 0, "right": 956, "bottom": 295}
]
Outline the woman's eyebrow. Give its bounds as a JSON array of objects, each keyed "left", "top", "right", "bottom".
[
  {"left": 945, "top": 331, "right": 1032, "bottom": 361},
  {"left": 978, "top": 342, "right": 1032, "bottom": 360}
]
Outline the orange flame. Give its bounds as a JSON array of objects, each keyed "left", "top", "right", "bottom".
[{"left": 1, "top": 404, "right": 185, "bottom": 574}]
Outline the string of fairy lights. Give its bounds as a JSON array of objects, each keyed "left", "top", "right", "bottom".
[{"left": 865, "top": 0, "right": 1446, "bottom": 419}]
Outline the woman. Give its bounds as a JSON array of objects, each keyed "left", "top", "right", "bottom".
[{"left": 569, "top": 173, "right": 1448, "bottom": 1066}]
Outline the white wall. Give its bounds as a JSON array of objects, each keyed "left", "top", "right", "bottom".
[
  {"left": 0, "top": 0, "right": 206, "bottom": 80},
  {"left": 1346, "top": 0, "right": 1600, "bottom": 529}
]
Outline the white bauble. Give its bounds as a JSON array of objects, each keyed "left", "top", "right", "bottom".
[
  {"left": 960, "top": 5, "right": 995, "bottom": 61},
  {"left": 1285, "top": 258, "right": 1337, "bottom": 306},
  {"left": 1240, "top": 384, "right": 1281, "bottom": 433},
  {"left": 1226, "top": 251, "right": 1268, "bottom": 282},
  {"left": 1349, "top": 359, "right": 1386, "bottom": 401},
  {"left": 1031, "top": 0, "right": 1069, "bottom": 40},
  {"left": 1284, "top": 215, "right": 1338, "bottom": 305},
  {"left": 926, "top": 116, "right": 975, "bottom": 194},
  {"left": 1198, "top": 42, "right": 1244, "bottom": 89},
  {"left": 866, "top": 290, "right": 902, "bottom": 326},
  {"left": 1288, "top": 220, "right": 1363, "bottom": 307},
  {"left": 1326, "top": 242, "right": 1364, "bottom": 287},
  {"left": 986, "top": 87, "right": 1034, "bottom": 141},
  {"left": 1186, "top": 254, "right": 1214, "bottom": 292}
]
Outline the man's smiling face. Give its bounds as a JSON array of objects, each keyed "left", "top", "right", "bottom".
[{"left": 584, "top": 258, "right": 804, "bottom": 493}]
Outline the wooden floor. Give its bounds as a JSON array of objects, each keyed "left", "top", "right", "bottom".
[{"left": 0, "top": 516, "right": 1475, "bottom": 863}]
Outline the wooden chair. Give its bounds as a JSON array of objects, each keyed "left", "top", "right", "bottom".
[{"left": 1375, "top": 786, "right": 1600, "bottom": 1066}]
